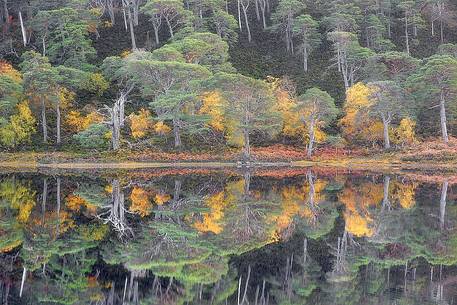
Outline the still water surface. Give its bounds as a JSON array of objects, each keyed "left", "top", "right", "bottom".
[{"left": 0, "top": 168, "right": 456, "bottom": 304}]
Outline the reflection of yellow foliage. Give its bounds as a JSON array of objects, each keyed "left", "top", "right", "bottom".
[
  {"left": 339, "top": 182, "right": 383, "bottom": 237},
  {"left": 391, "top": 181, "right": 417, "bottom": 209},
  {"left": 200, "top": 91, "right": 225, "bottom": 131},
  {"left": 129, "top": 109, "right": 151, "bottom": 139},
  {"left": 194, "top": 191, "right": 226, "bottom": 234},
  {"left": 345, "top": 212, "right": 373, "bottom": 237},
  {"left": 0, "top": 179, "right": 36, "bottom": 223},
  {"left": 154, "top": 193, "right": 171, "bottom": 205},
  {"left": 270, "top": 179, "right": 327, "bottom": 237},
  {"left": 193, "top": 180, "right": 241, "bottom": 234},
  {"left": 130, "top": 187, "right": 152, "bottom": 217},
  {"left": 65, "top": 194, "right": 97, "bottom": 214},
  {"left": 81, "top": 224, "right": 109, "bottom": 241}
]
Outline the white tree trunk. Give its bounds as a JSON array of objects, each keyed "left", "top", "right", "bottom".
[
  {"left": 440, "top": 91, "right": 449, "bottom": 144},
  {"left": 19, "top": 11, "right": 27, "bottom": 46},
  {"left": 41, "top": 97, "right": 47, "bottom": 143},
  {"left": 382, "top": 116, "right": 391, "bottom": 149},
  {"left": 440, "top": 180, "right": 448, "bottom": 230},
  {"left": 307, "top": 118, "right": 315, "bottom": 158}
]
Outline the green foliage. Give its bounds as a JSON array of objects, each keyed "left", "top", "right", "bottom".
[{"left": 72, "top": 123, "right": 110, "bottom": 149}]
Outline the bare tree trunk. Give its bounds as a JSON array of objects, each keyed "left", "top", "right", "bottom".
[
  {"left": 440, "top": 91, "right": 448, "bottom": 144},
  {"left": 42, "top": 36, "right": 46, "bottom": 56},
  {"left": 127, "top": 6, "right": 137, "bottom": 50},
  {"left": 133, "top": 0, "right": 140, "bottom": 26},
  {"left": 241, "top": 1, "right": 251, "bottom": 42},
  {"left": 153, "top": 24, "right": 160, "bottom": 45},
  {"left": 440, "top": 180, "right": 448, "bottom": 231},
  {"left": 405, "top": 13, "right": 410, "bottom": 55},
  {"left": 108, "top": 0, "right": 115, "bottom": 25},
  {"left": 123, "top": 8, "right": 128, "bottom": 31},
  {"left": 19, "top": 11, "right": 27, "bottom": 46},
  {"left": 307, "top": 117, "right": 314, "bottom": 158},
  {"left": 303, "top": 45, "right": 308, "bottom": 72},
  {"left": 19, "top": 267, "right": 26, "bottom": 297},
  {"left": 41, "top": 97, "right": 48, "bottom": 143},
  {"left": 172, "top": 118, "right": 181, "bottom": 148},
  {"left": 3, "top": 0, "right": 9, "bottom": 31},
  {"left": 382, "top": 116, "right": 390, "bottom": 149},
  {"left": 254, "top": 0, "right": 260, "bottom": 21},
  {"left": 42, "top": 178, "right": 47, "bottom": 225},
  {"left": 259, "top": 0, "right": 266, "bottom": 29},
  {"left": 56, "top": 100, "right": 61, "bottom": 144},
  {"left": 165, "top": 17, "right": 174, "bottom": 38},
  {"left": 243, "top": 128, "right": 251, "bottom": 161},
  {"left": 237, "top": 0, "right": 242, "bottom": 31}
]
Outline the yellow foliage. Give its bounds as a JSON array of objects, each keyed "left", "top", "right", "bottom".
[
  {"left": 130, "top": 187, "right": 152, "bottom": 217},
  {"left": 0, "top": 61, "right": 22, "bottom": 83},
  {"left": 120, "top": 50, "right": 132, "bottom": 58},
  {"left": 58, "top": 87, "right": 76, "bottom": 109},
  {"left": 65, "top": 110, "right": 102, "bottom": 132},
  {"left": 154, "top": 121, "right": 172, "bottom": 135},
  {"left": 200, "top": 91, "right": 225, "bottom": 131},
  {"left": 340, "top": 83, "right": 381, "bottom": 144},
  {"left": 84, "top": 73, "right": 109, "bottom": 96},
  {"left": 393, "top": 118, "right": 417, "bottom": 146},
  {"left": 0, "top": 101, "right": 36, "bottom": 148},
  {"left": 154, "top": 193, "right": 171, "bottom": 205},
  {"left": 129, "top": 109, "right": 152, "bottom": 139}
]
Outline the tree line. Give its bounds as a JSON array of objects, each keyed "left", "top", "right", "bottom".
[{"left": 0, "top": 0, "right": 456, "bottom": 158}]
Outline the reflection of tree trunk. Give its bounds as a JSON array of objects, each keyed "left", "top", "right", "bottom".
[
  {"left": 440, "top": 180, "right": 448, "bottom": 231},
  {"left": 307, "top": 171, "right": 314, "bottom": 206},
  {"left": 19, "top": 267, "right": 26, "bottom": 297},
  {"left": 382, "top": 176, "right": 390, "bottom": 210},
  {"left": 56, "top": 177, "right": 61, "bottom": 237},
  {"left": 42, "top": 178, "right": 47, "bottom": 225},
  {"left": 243, "top": 171, "right": 251, "bottom": 198},
  {"left": 173, "top": 180, "right": 181, "bottom": 202}
]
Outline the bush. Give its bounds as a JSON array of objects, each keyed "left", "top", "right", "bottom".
[{"left": 73, "top": 123, "right": 110, "bottom": 149}]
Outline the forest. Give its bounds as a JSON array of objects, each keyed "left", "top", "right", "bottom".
[{"left": 1, "top": 0, "right": 457, "bottom": 162}]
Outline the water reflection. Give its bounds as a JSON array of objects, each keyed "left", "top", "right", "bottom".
[{"left": 0, "top": 169, "right": 456, "bottom": 304}]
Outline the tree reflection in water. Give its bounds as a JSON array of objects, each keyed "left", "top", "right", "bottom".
[{"left": 0, "top": 169, "right": 455, "bottom": 304}]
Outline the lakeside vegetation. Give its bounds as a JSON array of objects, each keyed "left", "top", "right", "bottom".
[{"left": 1, "top": 0, "right": 457, "bottom": 163}]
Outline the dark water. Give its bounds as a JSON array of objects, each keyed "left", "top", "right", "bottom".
[{"left": 0, "top": 168, "right": 456, "bottom": 304}]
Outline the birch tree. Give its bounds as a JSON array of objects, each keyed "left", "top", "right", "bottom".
[
  {"left": 208, "top": 72, "right": 281, "bottom": 160},
  {"left": 295, "top": 88, "right": 338, "bottom": 157},
  {"left": 20, "top": 51, "right": 60, "bottom": 144},
  {"left": 366, "top": 81, "right": 411, "bottom": 149}
]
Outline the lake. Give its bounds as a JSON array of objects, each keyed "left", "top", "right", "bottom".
[{"left": 0, "top": 167, "right": 456, "bottom": 304}]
